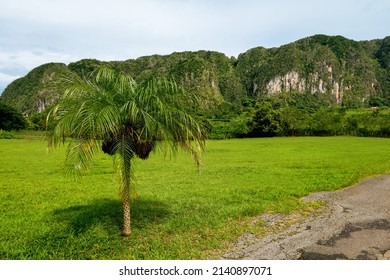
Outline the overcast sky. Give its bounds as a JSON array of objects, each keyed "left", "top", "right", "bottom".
[{"left": 1, "top": 0, "right": 389, "bottom": 93}]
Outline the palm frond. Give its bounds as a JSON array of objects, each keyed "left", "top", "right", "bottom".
[
  {"left": 47, "top": 66, "right": 207, "bottom": 174},
  {"left": 64, "top": 138, "right": 100, "bottom": 177}
]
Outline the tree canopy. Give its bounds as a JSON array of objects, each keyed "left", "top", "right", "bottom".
[{"left": 0, "top": 103, "right": 26, "bottom": 131}]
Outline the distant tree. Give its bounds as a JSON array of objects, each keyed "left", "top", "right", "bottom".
[
  {"left": 47, "top": 67, "right": 206, "bottom": 236},
  {"left": 29, "top": 112, "right": 50, "bottom": 130},
  {"left": 0, "top": 103, "right": 26, "bottom": 131},
  {"left": 250, "top": 102, "right": 282, "bottom": 137},
  {"left": 368, "top": 96, "right": 385, "bottom": 107}
]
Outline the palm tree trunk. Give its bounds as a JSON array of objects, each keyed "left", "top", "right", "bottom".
[{"left": 122, "top": 153, "right": 132, "bottom": 237}]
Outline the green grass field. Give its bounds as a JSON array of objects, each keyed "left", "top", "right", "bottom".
[{"left": 1, "top": 136, "right": 390, "bottom": 259}]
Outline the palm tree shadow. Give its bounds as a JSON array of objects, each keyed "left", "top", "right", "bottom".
[{"left": 53, "top": 198, "right": 171, "bottom": 235}]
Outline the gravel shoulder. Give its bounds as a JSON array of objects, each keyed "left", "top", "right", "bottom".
[{"left": 222, "top": 174, "right": 390, "bottom": 260}]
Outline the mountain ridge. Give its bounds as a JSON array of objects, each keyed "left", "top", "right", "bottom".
[{"left": 1, "top": 34, "right": 389, "bottom": 115}]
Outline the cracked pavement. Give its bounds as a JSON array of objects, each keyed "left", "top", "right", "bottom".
[{"left": 222, "top": 174, "right": 390, "bottom": 260}]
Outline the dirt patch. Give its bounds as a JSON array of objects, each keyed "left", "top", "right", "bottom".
[{"left": 222, "top": 174, "right": 390, "bottom": 260}]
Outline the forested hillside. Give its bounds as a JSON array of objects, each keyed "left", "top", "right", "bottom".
[
  {"left": 2, "top": 34, "right": 390, "bottom": 115},
  {"left": 1, "top": 34, "right": 389, "bottom": 137},
  {"left": 236, "top": 35, "right": 389, "bottom": 106}
]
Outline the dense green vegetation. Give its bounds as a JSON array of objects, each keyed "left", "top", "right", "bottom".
[
  {"left": 207, "top": 93, "right": 390, "bottom": 139},
  {"left": 0, "top": 103, "right": 26, "bottom": 131},
  {"left": 1, "top": 136, "right": 390, "bottom": 259}
]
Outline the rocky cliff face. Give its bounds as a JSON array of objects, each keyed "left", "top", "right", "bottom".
[
  {"left": 266, "top": 71, "right": 305, "bottom": 94},
  {"left": 265, "top": 67, "right": 343, "bottom": 103}
]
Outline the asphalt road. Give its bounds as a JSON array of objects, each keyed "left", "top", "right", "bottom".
[{"left": 223, "top": 174, "right": 390, "bottom": 260}]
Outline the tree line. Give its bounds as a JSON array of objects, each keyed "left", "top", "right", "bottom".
[
  {"left": 1, "top": 89, "right": 390, "bottom": 140},
  {"left": 206, "top": 92, "right": 390, "bottom": 139}
]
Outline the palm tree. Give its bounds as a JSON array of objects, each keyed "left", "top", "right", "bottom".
[{"left": 47, "top": 67, "right": 206, "bottom": 236}]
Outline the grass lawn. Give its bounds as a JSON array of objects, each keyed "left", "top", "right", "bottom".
[{"left": 1, "top": 136, "right": 390, "bottom": 259}]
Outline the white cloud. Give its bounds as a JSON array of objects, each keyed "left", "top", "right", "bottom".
[
  {"left": 0, "top": 50, "right": 77, "bottom": 71},
  {"left": 0, "top": 72, "right": 20, "bottom": 90},
  {"left": 0, "top": 49, "right": 79, "bottom": 92}
]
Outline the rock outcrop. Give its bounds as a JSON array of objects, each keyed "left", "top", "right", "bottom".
[{"left": 265, "top": 67, "right": 344, "bottom": 103}]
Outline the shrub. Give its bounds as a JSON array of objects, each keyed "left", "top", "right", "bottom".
[
  {"left": 0, "top": 130, "right": 19, "bottom": 139},
  {"left": 0, "top": 103, "right": 27, "bottom": 131}
]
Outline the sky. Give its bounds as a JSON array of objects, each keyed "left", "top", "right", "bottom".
[{"left": 1, "top": 0, "right": 390, "bottom": 93}]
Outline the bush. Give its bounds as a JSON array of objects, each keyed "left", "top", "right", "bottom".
[
  {"left": 208, "top": 113, "right": 252, "bottom": 139},
  {"left": 249, "top": 102, "right": 282, "bottom": 137},
  {"left": 0, "top": 103, "right": 27, "bottom": 131},
  {"left": 0, "top": 130, "right": 19, "bottom": 139}
]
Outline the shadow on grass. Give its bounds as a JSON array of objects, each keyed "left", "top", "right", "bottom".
[
  {"left": 1, "top": 198, "right": 171, "bottom": 259},
  {"left": 53, "top": 198, "right": 171, "bottom": 235}
]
